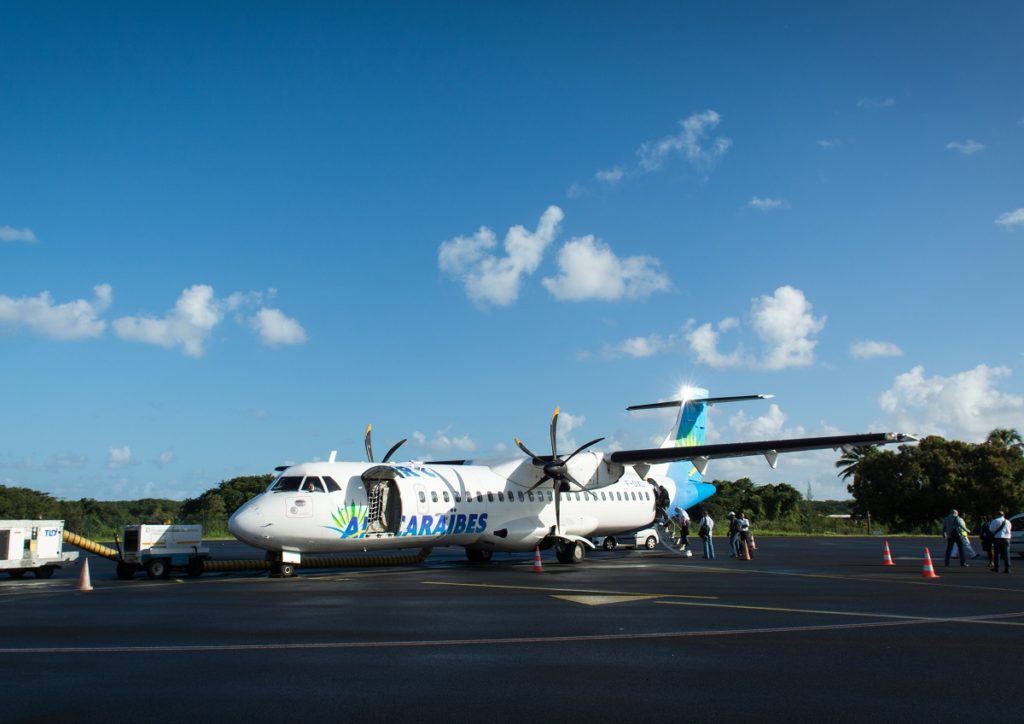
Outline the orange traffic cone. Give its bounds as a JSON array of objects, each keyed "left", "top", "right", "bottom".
[
  {"left": 921, "top": 548, "right": 939, "bottom": 579},
  {"left": 532, "top": 547, "right": 544, "bottom": 573},
  {"left": 78, "top": 558, "right": 93, "bottom": 591},
  {"left": 739, "top": 540, "right": 751, "bottom": 561},
  {"left": 882, "top": 540, "right": 895, "bottom": 566}
]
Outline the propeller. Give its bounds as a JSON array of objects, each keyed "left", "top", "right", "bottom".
[
  {"left": 364, "top": 424, "right": 407, "bottom": 464},
  {"left": 514, "top": 406, "right": 604, "bottom": 533}
]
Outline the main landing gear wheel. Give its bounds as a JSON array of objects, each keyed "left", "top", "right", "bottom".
[
  {"left": 465, "top": 548, "right": 493, "bottom": 564},
  {"left": 602, "top": 537, "right": 617, "bottom": 551},
  {"left": 556, "top": 541, "right": 586, "bottom": 564},
  {"left": 271, "top": 562, "right": 296, "bottom": 577},
  {"left": 145, "top": 558, "right": 171, "bottom": 579}
]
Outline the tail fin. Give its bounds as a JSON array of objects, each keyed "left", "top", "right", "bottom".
[{"left": 627, "top": 391, "right": 773, "bottom": 481}]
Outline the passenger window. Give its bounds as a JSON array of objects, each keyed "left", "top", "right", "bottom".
[
  {"left": 323, "top": 476, "right": 342, "bottom": 492},
  {"left": 600, "top": 492, "right": 606, "bottom": 501},
  {"left": 487, "top": 492, "right": 494, "bottom": 502},
  {"left": 271, "top": 476, "right": 303, "bottom": 492},
  {"left": 528, "top": 491, "right": 535, "bottom": 502},
  {"left": 497, "top": 491, "right": 504, "bottom": 502},
  {"left": 518, "top": 491, "right": 525, "bottom": 502},
  {"left": 418, "top": 491, "right": 426, "bottom": 503},
  {"left": 443, "top": 491, "right": 450, "bottom": 502},
  {"left": 546, "top": 491, "right": 553, "bottom": 502},
  {"left": 454, "top": 492, "right": 461, "bottom": 503},
  {"left": 476, "top": 492, "right": 483, "bottom": 502},
  {"left": 616, "top": 492, "right": 622, "bottom": 501}
]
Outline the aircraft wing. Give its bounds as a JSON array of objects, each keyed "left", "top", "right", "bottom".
[{"left": 608, "top": 432, "right": 915, "bottom": 473}]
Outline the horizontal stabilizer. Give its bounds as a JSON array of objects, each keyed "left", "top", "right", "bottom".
[
  {"left": 626, "top": 394, "right": 773, "bottom": 411},
  {"left": 609, "top": 432, "right": 915, "bottom": 466}
]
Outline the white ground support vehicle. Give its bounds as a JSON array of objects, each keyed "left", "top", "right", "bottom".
[
  {"left": 115, "top": 524, "right": 211, "bottom": 579},
  {"left": 1009, "top": 512, "right": 1023, "bottom": 558},
  {"left": 596, "top": 527, "right": 660, "bottom": 551},
  {"left": 1, "top": 520, "right": 79, "bottom": 579}
]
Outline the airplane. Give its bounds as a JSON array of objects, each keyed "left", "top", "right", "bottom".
[{"left": 228, "top": 388, "right": 914, "bottom": 576}]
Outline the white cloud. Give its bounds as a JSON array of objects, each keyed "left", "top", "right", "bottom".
[
  {"left": 857, "top": 97, "right": 895, "bottom": 109},
  {"left": 0, "top": 283, "right": 112, "bottom": 340},
  {"left": 154, "top": 450, "right": 174, "bottom": 467},
  {"left": 438, "top": 206, "right": 564, "bottom": 306},
  {"left": 750, "top": 286, "right": 826, "bottom": 370},
  {"left": 638, "top": 110, "right": 732, "bottom": 172},
  {"left": 683, "top": 286, "right": 825, "bottom": 370},
  {"left": 106, "top": 445, "right": 136, "bottom": 469},
  {"left": 816, "top": 139, "right": 841, "bottom": 149},
  {"left": 113, "top": 284, "right": 223, "bottom": 357},
  {"left": 850, "top": 340, "right": 903, "bottom": 359},
  {"left": 0, "top": 226, "right": 37, "bottom": 243},
  {"left": 555, "top": 410, "right": 586, "bottom": 453},
  {"left": 748, "top": 197, "right": 789, "bottom": 211},
  {"left": 412, "top": 429, "right": 477, "bottom": 455},
  {"left": 685, "top": 319, "right": 744, "bottom": 368},
  {"left": 726, "top": 403, "right": 802, "bottom": 440},
  {"left": 946, "top": 139, "right": 985, "bottom": 155},
  {"left": 995, "top": 208, "right": 1024, "bottom": 229},
  {"left": 610, "top": 334, "right": 671, "bottom": 358},
  {"left": 595, "top": 167, "right": 624, "bottom": 185},
  {"left": 542, "top": 235, "right": 670, "bottom": 301},
  {"left": 250, "top": 308, "right": 308, "bottom": 346},
  {"left": 879, "top": 364, "right": 1024, "bottom": 440}
]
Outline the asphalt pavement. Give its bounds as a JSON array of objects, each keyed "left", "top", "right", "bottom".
[{"left": 1, "top": 536, "right": 1020, "bottom": 723}]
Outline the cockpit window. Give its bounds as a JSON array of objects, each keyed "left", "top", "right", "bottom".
[
  {"left": 271, "top": 476, "right": 304, "bottom": 492},
  {"left": 302, "top": 476, "right": 325, "bottom": 493},
  {"left": 323, "top": 476, "right": 342, "bottom": 492}
]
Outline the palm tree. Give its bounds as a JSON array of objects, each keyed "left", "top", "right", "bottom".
[
  {"left": 835, "top": 445, "right": 869, "bottom": 481},
  {"left": 985, "top": 428, "right": 1023, "bottom": 453}
]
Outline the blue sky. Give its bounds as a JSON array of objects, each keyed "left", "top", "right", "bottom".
[{"left": 2, "top": 2, "right": 1022, "bottom": 502}]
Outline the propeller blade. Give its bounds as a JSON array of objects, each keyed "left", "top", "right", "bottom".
[
  {"left": 549, "top": 406, "right": 560, "bottom": 458},
  {"left": 554, "top": 486, "right": 561, "bottom": 534},
  {"left": 563, "top": 437, "right": 605, "bottom": 463},
  {"left": 564, "top": 472, "right": 597, "bottom": 499},
  {"left": 515, "top": 437, "right": 542, "bottom": 463},
  {"left": 364, "top": 424, "right": 374, "bottom": 463},
  {"left": 381, "top": 438, "right": 407, "bottom": 464},
  {"left": 527, "top": 475, "right": 551, "bottom": 492}
]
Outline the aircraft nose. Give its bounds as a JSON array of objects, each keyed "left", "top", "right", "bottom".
[{"left": 228, "top": 501, "right": 265, "bottom": 544}]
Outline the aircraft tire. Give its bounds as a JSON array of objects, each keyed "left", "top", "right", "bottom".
[
  {"left": 556, "top": 541, "right": 585, "bottom": 564},
  {"left": 465, "top": 548, "right": 493, "bottom": 564}
]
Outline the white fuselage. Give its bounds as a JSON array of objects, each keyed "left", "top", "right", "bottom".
[{"left": 228, "top": 453, "right": 672, "bottom": 555}]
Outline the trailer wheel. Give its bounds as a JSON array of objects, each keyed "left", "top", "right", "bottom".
[
  {"left": 116, "top": 562, "right": 136, "bottom": 580},
  {"left": 146, "top": 559, "right": 171, "bottom": 579},
  {"left": 7, "top": 570, "right": 26, "bottom": 579},
  {"left": 33, "top": 566, "right": 55, "bottom": 579}
]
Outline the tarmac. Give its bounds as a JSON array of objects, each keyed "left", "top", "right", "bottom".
[{"left": 2, "top": 536, "right": 1021, "bottom": 723}]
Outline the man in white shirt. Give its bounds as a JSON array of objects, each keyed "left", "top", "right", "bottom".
[
  {"left": 698, "top": 509, "right": 715, "bottom": 560},
  {"left": 989, "top": 511, "right": 1013, "bottom": 574}
]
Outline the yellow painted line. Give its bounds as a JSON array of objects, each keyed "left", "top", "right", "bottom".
[
  {"left": 657, "top": 599, "right": 1024, "bottom": 626},
  {"left": 552, "top": 594, "right": 661, "bottom": 606},
  {"left": 421, "top": 580, "right": 717, "bottom": 600}
]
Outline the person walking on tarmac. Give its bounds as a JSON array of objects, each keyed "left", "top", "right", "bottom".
[
  {"left": 673, "top": 507, "right": 691, "bottom": 554},
  {"left": 727, "top": 512, "right": 740, "bottom": 557},
  {"left": 942, "top": 508, "right": 969, "bottom": 567},
  {"left": 736, "top": 512, "right": 753, "bottom": 560},
  {"left": 698, "top": 508, "right": 715, "bottom": 560},
  {"left": 989, "top": 511, "right": 1013, "bottom": 574},
  {"left": 978, "top": 514, "right": 995, "bottom": 568}
]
